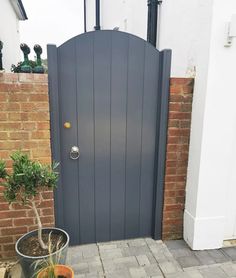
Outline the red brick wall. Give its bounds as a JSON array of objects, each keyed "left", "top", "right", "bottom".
[
  {"left": 0, "top": 73, "right": 194, "bottom": 259},
  {"left": 162, "top": 78, "right": 194, "bottom": 240},
  {"left": 0, "top": 73, "right": 54, "bottom": 259}
]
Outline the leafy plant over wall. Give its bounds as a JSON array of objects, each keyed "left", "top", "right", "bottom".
[
  {"left": 0, "top": 152, "right": 59, "bottom": 250},
  {"left": 11, "top": 60, "right": 37, "bottom": 73}
]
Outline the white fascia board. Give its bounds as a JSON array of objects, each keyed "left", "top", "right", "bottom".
[{"left": 9, "top": 0, "right": 28, "bottom": 20}]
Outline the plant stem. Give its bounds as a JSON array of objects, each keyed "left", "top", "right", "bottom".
[{"left": 31, "top": 200, "right": 47, "bottom": 250}]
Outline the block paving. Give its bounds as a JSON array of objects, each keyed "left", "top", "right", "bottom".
[{"left": 66, "top": 239, "right": 236, "bottom": 278}]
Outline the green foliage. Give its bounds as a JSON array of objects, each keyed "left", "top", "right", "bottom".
[
  {"left": 0, "top": 151, "right": 59, "bottom": 205},
  {"left": 0, "top": 160, "right": 7, "bottom": 179},
  {"left": 11, "top": 60, "right": 37, "bottom": 73}
]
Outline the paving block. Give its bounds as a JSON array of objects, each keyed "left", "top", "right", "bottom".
[
  {"left": 69, "top": 253, "right": 84, "bottom": 265},
  {"left": 121, "top": 247, "right": 133, "bottom": 257},
  {"left": 152, "top": 247, "right": 174, "bottom": 263},
  {"left": 136, "top": 255, "right": 151, "bottom": 266},
  {"left": 67, "top": 247, "right": 83, "bottom": 262},
  {"left": 150, "top": 243, "right": 173, "bottom": 259},
  {"left": 171, "top": 248, "right": 193, "bottom": 258},
  {"left": 113, "top": 256, "right": 138, "bottom": 268},
  {"left": 159, "top": 261, "right": 182, "bottom": 274},
  {"left": 83, "top": 249, "right": 99, "bottom": 258},
  {"left": 129, "top": 266, "right": 147, "bottom": 278},
  {"left": 75, "top": 274, "right": 86, "bottom": 278},
  {"left": 232, "top": 262, "right": 236, "bottom": 270},
  {"left": 105, "top": 269, "right": 131, "bottom": 278},
  {"left": 79, "top": 244, "right": 98, "bottom": 253},
  {"left": 116, "top": 242, "right": 129, "bottom": 248},
  {"left": 144, "top": 264, "right": 163, "bottom": 276},
  {"left": 102, "top": 259, "right": 116, "bottom": 272},
  {"left": 222, "top": 247, "right": 236, "bottom": 261},
  {"left": 99, "top": 244, "right": 117, "bottom": 250},
  {"left": 100, "top": 248, "right": 123, "bottom": 259},
  {"left": 200, "top": 266, "right": 228, "bottom": 278},
  {"left": 207, "top": 250, "right": 230, "bottom": 263},
  {"left": 184, "top": 269, "right": 204, "bottom": 278},
  {"left": 193, "top": 251, "right": 216, "bottom": 265},
  {"left": 128, "top": 245, "right": 150, "bottom": 256},
  {"left": 146, "top": 253, "right": 157, "bottom": 264},
  {"left": 80, "top": 256, "right": 101, "bottom": 264},
  {"left": 88, "top": 261, "right": 103, "bottom": 273},
  {"left": 177, "top": 255, "right": 201, "bottom": 268},
  {"left": 165, "top": 272, "right": 191, "bottom": 278},
  {"left": 220, "top": 262, "right": 236, "bottom": 277},
  {"left": 149, "top": 244, "right": 162, "bottom": 254},
  {"left": 85, "top": 271, "right": 104, "bottom": 277},
  {"left": 128, "top": 238, "right": 147, "bottom": 247},
  {"left": 72, "top": 263, "right": 89, "bottom": 275},
  {"left": 165, "top": 240, "right": 189, "bottom": 250},
  {"left": 145, "top": 237, "right": 156, "bottom": 246}
]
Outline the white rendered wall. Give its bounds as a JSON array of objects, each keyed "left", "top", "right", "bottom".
[
  {"left": 185, "top": 0, "right": 236, "bottom": 249},
  {"left": 86, "top": 0, "right": 147, "bottom": 42},
  {"left": 0, "top": 0, "right": 21, "bottom": 72},
  {"left": 85, "top": 0, "right": 213, "bottom": 77}
]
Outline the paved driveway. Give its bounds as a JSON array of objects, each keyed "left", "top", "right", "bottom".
[{"left": 67, "top": 238, "right": 236, "bottom": 278}]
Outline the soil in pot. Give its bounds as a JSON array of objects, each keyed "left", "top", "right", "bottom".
[{"left": 18, "top": 231, "right": 67, "bottom": 257}]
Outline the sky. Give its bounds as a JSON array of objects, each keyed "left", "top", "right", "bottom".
[{"left": 20, "top": 0, "right": 84, "bottom": 59}]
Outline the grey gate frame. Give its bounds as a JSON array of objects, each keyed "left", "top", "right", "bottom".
[{"left": 47, "top": 30, "right": 171, "bottom": 245}]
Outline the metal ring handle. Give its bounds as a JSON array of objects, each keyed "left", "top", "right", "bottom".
[{"left": 70, "top": 146, "right": 80, "bottom": 160}]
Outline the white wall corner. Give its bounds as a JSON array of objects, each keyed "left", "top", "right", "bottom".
[{"left": 184, "top": 210, "right": 225, "bottom": 250}]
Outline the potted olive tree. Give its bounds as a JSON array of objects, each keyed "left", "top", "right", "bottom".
[{"left": 0, "top": 152, "right": 70, "bottom": 278}]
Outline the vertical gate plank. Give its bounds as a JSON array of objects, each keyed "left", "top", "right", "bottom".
[
  {"left": 110, "top": 32, "right": 129, "bottom": 240},
  {"left": 76, "top": 33, "right": 96, "bottom": 243},
  {"left": 58, "top": 41, "right": 80, "bottom": 244},
  {"left": 125, "top": 36, "right": 145, "bottom": 238},
  {"left": 94, "top": 32, "right": 112, "bottom": 241},
  {"left": 139, "top": 45, "right": 160, "bottom": 236}
]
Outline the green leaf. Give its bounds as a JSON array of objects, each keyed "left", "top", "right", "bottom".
[{"left": 1, "top": 151, "right": 59, "bottom": 205}]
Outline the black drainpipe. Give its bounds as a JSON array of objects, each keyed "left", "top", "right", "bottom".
[
  {"left": 94, "top": 0, "right": 101, "bottom": 30},
  {"left": 84, "top": 0, "right": 87, "bottom": 32},
  {"left": 147, "top": 0, "right": 162, "bottom": 47}
]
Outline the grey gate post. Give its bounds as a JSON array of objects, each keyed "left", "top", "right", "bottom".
[{"left": 153, "top": 49, "right": 172, "bottom": 239}]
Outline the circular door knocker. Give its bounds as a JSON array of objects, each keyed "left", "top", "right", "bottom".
[{"left": 70, "top": 146, "right": 80, "bottom": 160}]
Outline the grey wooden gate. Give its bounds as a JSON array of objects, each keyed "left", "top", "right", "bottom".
[{"left": 47, "top": 30, "right": 171, "bottom": 245}]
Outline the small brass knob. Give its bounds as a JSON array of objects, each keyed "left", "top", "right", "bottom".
[{"left": 64, "top": 122, "right": 71, "bottom": 129}]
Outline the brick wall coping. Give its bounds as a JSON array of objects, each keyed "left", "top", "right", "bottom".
[{"left": 0, "top": 73, "right": 48, "bottom": 83}]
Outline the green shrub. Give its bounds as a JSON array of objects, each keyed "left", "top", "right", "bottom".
[{"left": 0, "top": 152, "right": 59, "bottom": 250}]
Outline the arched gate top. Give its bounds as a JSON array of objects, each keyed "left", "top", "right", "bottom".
[{"left": 57, "top": 30, "right": 164, "bottom": 54}]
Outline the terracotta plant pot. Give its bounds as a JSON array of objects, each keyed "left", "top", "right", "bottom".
[{"left": 37, "top": 265, "right": 74, "bottom": 278}]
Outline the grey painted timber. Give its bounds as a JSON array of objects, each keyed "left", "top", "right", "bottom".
[{"left": 47, "top": 30, "right": 171, "bottom": 245}]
